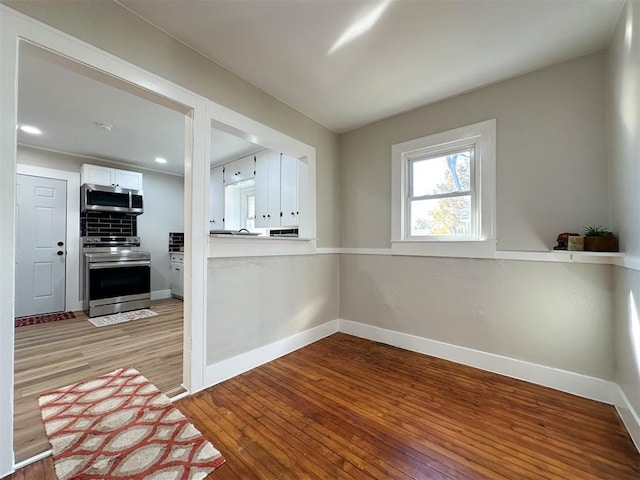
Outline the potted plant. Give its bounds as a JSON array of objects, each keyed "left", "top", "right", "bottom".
[{"left": 583, "top": 225, "right": 619, "bottom": 252}]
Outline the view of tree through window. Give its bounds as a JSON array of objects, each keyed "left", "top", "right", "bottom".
[{"left": 409, "top": 149, "right": 473, "bottom": 237}]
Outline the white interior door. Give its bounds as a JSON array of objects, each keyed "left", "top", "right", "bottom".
[{"left": 15, "top": 174, "right": 67, "bottom": 317}]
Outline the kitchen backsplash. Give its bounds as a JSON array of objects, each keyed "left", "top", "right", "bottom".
[
  {"left": 81, "top": 212, "right": 137, "bottom": 236},
  {"left": 169, "top": 232, "right": 184, "bottom": 252}
]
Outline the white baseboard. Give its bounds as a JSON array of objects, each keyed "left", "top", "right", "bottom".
[
  {"left": 612, "top": 385, "right": 640, "bottom": 452},
  {"left": 204, "top": 320, "right": 340, "bottom": 387},
  {"left": 11, "top": 449, "right": 51, "bottom": 473},
  {"left": 151, "top": 289, "right": 172, "bottom": 300},
  {"left": 339, "top": 319, "right": 618, "bottom": 405}
]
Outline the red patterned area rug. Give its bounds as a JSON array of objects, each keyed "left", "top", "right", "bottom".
[
  {"left": 15, "top": 311, "right": 75, "bottom": 328},
  {"left": 38, "top": 367, "right": 226, "bottom": 479}
]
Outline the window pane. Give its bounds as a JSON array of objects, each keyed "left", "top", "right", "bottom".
[
  {"left": 247, "top": 195, "right": 255, "bottom": 219},
  {"left": 410, "top": 196, "right": 472, "bottom": 236},
  {"left": 412, "top": 150, "right": 471, "bottom": 197}
]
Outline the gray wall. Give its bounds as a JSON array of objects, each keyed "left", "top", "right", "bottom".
[
  {"left": 341, "top": 255, "right": 613, "bottom": 379},
  {"left": 340, "top": 53, "right": 609, "bottom": 251},
  {"left": 338, "top": 54, "right": 614, "bottom": 378},
  {"left": 137, "top": 171, "right": 184, "bottom": 293},
  {"left": 17, "top": 145, "right": 184, "bottom": 294},
  {"left": 607, "top": 2, "right": 640, "bottom": 414},
  {"left": 207, "top": 254, "right": 340, "bottom": 363}
]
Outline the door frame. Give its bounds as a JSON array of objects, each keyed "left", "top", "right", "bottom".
[
  {"left": 0, "top": 6, "right": 209, "bottom": 475},
  {"left": 16, "top": 165, "right": 82, "bottom": 313}
]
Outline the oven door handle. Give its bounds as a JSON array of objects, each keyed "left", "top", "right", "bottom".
[{"left": 89, "top": 260, "right": 151, "bottom": 269}]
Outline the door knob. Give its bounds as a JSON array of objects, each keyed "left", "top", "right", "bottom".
[
  {"left": 57, "top": 241, "right": 64, "bottom": 246},
  {"left": 57, "top": 250, "right": 64, "bottom": 256}
]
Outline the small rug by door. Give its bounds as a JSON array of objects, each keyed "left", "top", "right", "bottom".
[
  {"left": 38, "top": 367, "right": 226, "bottom": 480},
  {"left": 88, "top": 309, "right": 158, "bottom": 328},
  {"left": 15, "top": 311, "right": 76, "bottom": 328}
]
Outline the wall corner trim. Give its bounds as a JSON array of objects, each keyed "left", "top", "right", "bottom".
[
  {"left": 203, "top": 320, "right": 339, "bottom": 389},
  {"left": 338, "top": 319, "right": 618, "bottom": 405},
  {"left": 613, "top": 255, "right": 640, "bottom": 272}
]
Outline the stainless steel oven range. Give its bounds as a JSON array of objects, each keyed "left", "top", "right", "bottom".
[{"left": 82, "top": 236, "right": 151, "bottom": 317}]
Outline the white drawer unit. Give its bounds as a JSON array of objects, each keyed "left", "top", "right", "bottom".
[{"left": 169, "top": 253, "right": 184, "bottom": 299}]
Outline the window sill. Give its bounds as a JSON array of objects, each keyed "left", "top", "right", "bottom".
[
  {"left": 208, "top": 234, "right": 317, "bottom": 258},
  {"left": 391, "top": 239, "right": 496, "bottom": 258}
]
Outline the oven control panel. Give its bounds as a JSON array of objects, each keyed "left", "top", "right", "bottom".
[{"left": 82, "top": 236, "right": 141, "bottom": 247}]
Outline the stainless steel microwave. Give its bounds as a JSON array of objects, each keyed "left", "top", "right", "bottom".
[{"left": 81, "top": 184, "right": 144, "bottom": 215}]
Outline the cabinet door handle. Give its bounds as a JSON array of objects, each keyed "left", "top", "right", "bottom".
[
  {"left": 267, "top": 214, "right": 270, "bottom": 218},
  {"left": 263, "top": 215, "right": 266, "bottom": 218},
  {"left": 291, "top": 212, "right": 295, "bottom": 215}
]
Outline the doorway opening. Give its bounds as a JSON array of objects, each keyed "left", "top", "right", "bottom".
[{"left": 13, "top": 42, "right": 190, "bottom": 464}]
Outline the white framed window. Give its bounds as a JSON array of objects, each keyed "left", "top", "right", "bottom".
[{"left": 391, "top": 119, "right": 496, "bottom": 257}]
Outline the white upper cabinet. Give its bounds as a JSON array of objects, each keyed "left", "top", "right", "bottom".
[
  {"left": 213, "top": 150, "right": 306, "bottom": 233},
  {"left": 224, "top": 154, "right": 255, "bottom": 184},
  {"left": 81, "top": 164, "right": 143, "bottom": 190},
  {"left": 209, "top": 165, "right": 224, "bottom": 229},
  {"left": 254, "top": 150, "right": 281, "bottom": 228},
  {"left": 81, "top": 164, "right": 112, "bottom": 186},
  {"left": 280, "top": 154, "right": 302, "bottom": 228},
  {"left": 113, "top": 169, "right": 143, "bottom": 190}
]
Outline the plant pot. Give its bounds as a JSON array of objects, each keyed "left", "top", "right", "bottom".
[{"left": 583, "top": 235, "right": 619, "bottom": 252}]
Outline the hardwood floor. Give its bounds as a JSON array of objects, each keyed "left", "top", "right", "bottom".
[
  {"left": 13, "top": 297, "right": 184, "bottom": 463},
  {"left": 10, "top": 333, "right": 640, "bottom": 479}
]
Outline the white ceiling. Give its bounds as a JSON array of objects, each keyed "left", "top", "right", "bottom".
[
  {"left": 17, "top": 43, "right": 260, "bottom": 176},
  {"left": 119, "top": 0, "right": 624, "bottom": 133},
  {"left": 17, "top": 0, "right": 623, "bottom": 175}
]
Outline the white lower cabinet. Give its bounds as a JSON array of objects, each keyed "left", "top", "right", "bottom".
[{"left": 169, "top": 253, "right": 184, "bottom": 299}]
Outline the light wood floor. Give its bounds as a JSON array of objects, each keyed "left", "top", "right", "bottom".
[
  {"left": 13, "top": 297, "right": 184, "bottom": 463},
  {"left": 10, "top": 333, "right": 640, "bottom": 479}
]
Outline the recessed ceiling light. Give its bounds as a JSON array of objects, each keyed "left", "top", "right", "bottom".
[
  {"left": 155, "top": 157, "right": 168, "bottom": 164},
  {"left": 18, "top": 124, "right": 42, "bottom": 135}
]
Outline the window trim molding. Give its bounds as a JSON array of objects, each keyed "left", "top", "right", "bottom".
[{"left": 391, "top": 119, "right": 496, "bottom": 257}]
